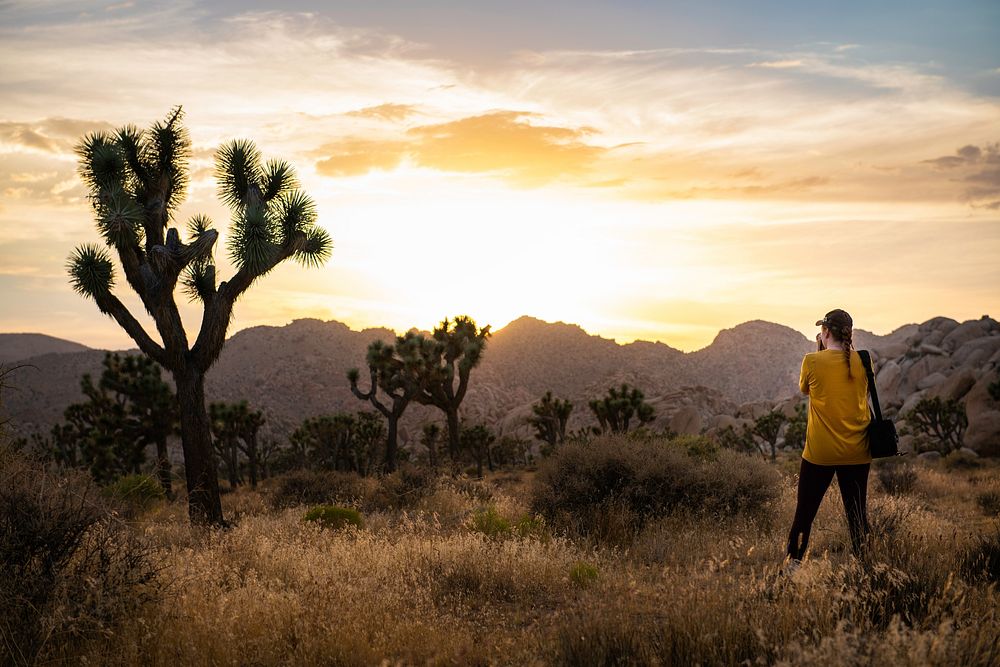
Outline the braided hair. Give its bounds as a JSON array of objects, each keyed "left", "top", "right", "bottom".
[
  {"left": 833, "top": 324, "right": 854, "bottom": 380},
  {"left": 818, "top": 309, "right": 855, "bottom": 380}
]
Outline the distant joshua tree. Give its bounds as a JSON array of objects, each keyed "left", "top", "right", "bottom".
[
  {"left": 589, "top": 383, "right": 654, "bottom": 434},
  {"left": 460, "top": 424, "right": 496, "bottom": 478},
  {"left": 209, "top": 401, "right": 265, "bottom": 489},
  {"left": 42, "top": 353, "right": 176, "bottom": 487},
  {"left": 409, "top": 317, "right": 491, "bottom": 464},
  {"left": 420, "top": 422, "right": 442, "bottom": 469},
  {"left": 99, "top": 352, "right": 177, "bottom": 495},
  {"left": 751, "top": 410, "right": 786, "bottom": 462},
  {"left": 348, "top": 338, "right": 422, "bottom": 472},
  {"left": 529, "top": 391, "right": 573, "bottom": 455},
  {"left": 905, "top": 396, "right": 968, "bottom": 454},
  {"left": 67, "top": 108, "right": 331, "bottom": 524}
]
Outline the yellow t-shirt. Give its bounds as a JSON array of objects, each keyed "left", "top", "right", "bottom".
[{"left": 799, "top": 349, "right": 872, "bottom": 465}]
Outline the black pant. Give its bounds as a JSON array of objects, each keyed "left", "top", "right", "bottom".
[{"left": 787, "top": 458, "right": 870, "bottom": 560}]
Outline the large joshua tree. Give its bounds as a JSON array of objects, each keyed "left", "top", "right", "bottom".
[{"left": 67, "top": 108, "right": 332, "bottom": 524}]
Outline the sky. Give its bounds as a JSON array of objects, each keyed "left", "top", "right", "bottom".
[{"left": 0, "top": 0, "right": 998, "bottom": 352}]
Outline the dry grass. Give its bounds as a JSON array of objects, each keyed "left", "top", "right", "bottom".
[{"left": 36, "top": 454, "right": 1000, "bottom": 666}]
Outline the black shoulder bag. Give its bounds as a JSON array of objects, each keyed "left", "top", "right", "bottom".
[{"left": 858, "top": 350, "right": 900, "bottom": 458}]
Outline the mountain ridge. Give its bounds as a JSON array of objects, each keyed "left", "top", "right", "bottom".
[{"left": 0, "top": 313, "right": 929, "bottom": 442}]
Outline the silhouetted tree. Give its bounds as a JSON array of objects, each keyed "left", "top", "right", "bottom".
[
  {"left": 348, "top": 338, "right": 421, "bottom": 472},
  {"left": 209, "top": 402, "right": 242, "bottom": 489},
  {"left": 589, "top": 384, "right": 655, "bottom": 434},
  {"left": 290, "top": 414, "right": 352, "bottom": 471},
  {"left": 529, "top": 391, "right": 573, "bottom": 455},
  {"left": 209, "top": 401, "right": 265, "bottom": 489},
  {"left": 289, "top": 411, "right": 384, "bottom": 475},
  {"left": 99, "top": 352, "right": 176, "bottom": 496},
  {"left": 42, "top": 354, "right": 176, "bottom": 485},
  {"left": 409, "top": 317, "right": 491, "bottom": 464},
  {"left": 751, "top": 411, "right": 786, "bottom": 462},
  {"left": 783, "top": 403, "right": 808, "bottom": 452},
  {"left": 67, "top": 108, "right": 331, "bottom": 524},
  {"left": 460, "top": 424, "right": 496, "bottom": 478},
  {"left": 420, "top": 422, "right": 441, "bottom": 469},
  {"left": 905, "top": 397, "right": 968, "bottom": 454}
]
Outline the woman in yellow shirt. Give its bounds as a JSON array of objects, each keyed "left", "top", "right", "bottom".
[{"left": 786, "top": 309, "right": 872, "bottom": 570}]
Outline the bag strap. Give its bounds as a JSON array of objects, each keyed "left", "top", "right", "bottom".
[{"left": 857, "top": 350, "right": 884, "bottom": 422}]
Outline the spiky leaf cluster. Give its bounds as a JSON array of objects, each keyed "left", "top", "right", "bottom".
[
  {"left": 67, "top": 244, "right": 115, "bottom": 300},
  {"left": 216, "top": 139, "right": 331, "bottom": 274}
]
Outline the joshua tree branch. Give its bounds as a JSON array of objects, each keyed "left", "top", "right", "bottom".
[{"left": 93, "top": 292, "right": 168, "bottom": 366}]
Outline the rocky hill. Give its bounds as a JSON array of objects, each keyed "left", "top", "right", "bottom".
[
  {"left": 3, "top": 315, "right": 997, "bottom": 455},
  {"left": 0, "top": 333, "right": 91, "bottom": 363}
]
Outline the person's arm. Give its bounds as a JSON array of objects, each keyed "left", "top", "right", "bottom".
[{"left": 799, "top": 356, "right": 810, "bottom": 395}]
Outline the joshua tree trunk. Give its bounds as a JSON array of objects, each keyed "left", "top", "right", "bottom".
[
  {"left": 175, "top": 370, "right": 224, "bottom": 525},
  {"left": 428, "top": 438, "right": 438, "bottom": 470},
  {"left": 385, "top": 416, "right": 399, "bottom": 473},
  {"left": 446, "top": 408, "right": 460, "bottom": 462}
]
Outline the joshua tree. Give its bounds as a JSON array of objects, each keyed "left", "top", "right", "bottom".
[
  {"left": 409, "top": 317, "right": 491, "bottom": 463},
  {"left": 209, "top": 402, "right": 242, "bottom": 489},
  {"left": 460, "top": 423, "right": 496, "bottom": 478},
  {"left": 529, "top": 391, "right": 573, "bottom": 455},
  {"left": 234, "top": 404, "right": 265, "bottom": 489},
  {"left": 44, "top": 354, "right": 176, "bottom": 486},
  {"left": 66, "top": 108, "right": 331, "bottom": 524},
  {"left": 420, "top": 422, "right": 441, "bottom": 469},
  {"left": 905, "top": 396, "right": 968, "bottom": 454},
  {"left": 348, "top": 338, "right": 421, "bottom": 472},
  {"left": 209, "top": 401, "right": 264, "bottom": 489},
  {"left": 291, "top": 413, "right": 355, "bottom": 471},
  {"left": 99, "top": 352, "right": 176, "bottom": 496},
  {"left": 751, "top": 410, "right": 787, "bottom": 462},
  {"left": 783, "top": 403, "right": 808, "bottom": 452},
  {"left": 589, "top": 383, "right": 655, "bottom": 434}
]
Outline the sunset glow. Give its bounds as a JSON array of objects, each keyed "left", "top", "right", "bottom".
[{"left": 1, "top": 1, "right": 998, "bottom": 350}]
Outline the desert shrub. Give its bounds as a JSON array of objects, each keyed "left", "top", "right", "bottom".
[
  {"left": 303, "top": 505, "right": 364, "bottom": 530},
  {"left": 0, "top": 446, "right": 159, "bottom": 664},
  {"left": 876, "top": 461, "right": 918, "bottom": 495},
  {"left": 943, "top": 449, "right": 981, "bottom": 470},
  {"left": 270, "top": 469, "right": 370, "bottom": 509},
  {"left": 669, "top": 434, "right": 719, "bottom": 461},
  {"left": 961, "top": 526, "right": 1000, "bottom": 583},
  {"left": 469, "top": 506, "right": 511, "bottom": 538},
  {"left": 367, "top": 465, "right": 439, "bottom": 511},
  {"left": 513, "top": 514, "right": 547, "bottom": 538},
  {"left": 976, "top": 490, "right": 1000, "bottom": 516},
  {"left": 531, "top": 435, "right": 780, "bottom": 539},
  {"left": 569, "top": 561, "right": 599, "bottom": 587},
  {"left": 104, "top": 473, "right": 165, "bottom": 516}
]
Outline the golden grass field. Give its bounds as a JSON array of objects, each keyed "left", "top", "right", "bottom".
[{"left": 7, "top": 439, "right": 1000, "bottom": 667}]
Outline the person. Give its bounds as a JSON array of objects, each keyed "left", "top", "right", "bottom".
[{"left": 784, "top": 308, "right": 872, "bottom": 573}]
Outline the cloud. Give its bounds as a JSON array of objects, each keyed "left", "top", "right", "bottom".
[
  {"left": 922, "top": 142, "right": 1000, "bottom": 207},
  {"left": 315, "top": 138, "right": 407, "bottom": 177},
  {"left": 635, "top": 176, "right": 830, "bottom": 201},
  {"left": 407, "top": 111, "right": 603, "bottom": 185},
  {"left": 345, "top": 103, "right": 419, "bottom": 122},
  {"left": 748, "top": 60, "right": 803, "bottom": 69},
  {"left": 316, "top": 111, "right": 606, "bottom": 186},
  {"left": 0, "top": 117, "right": 113, "bottom": 155}
]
